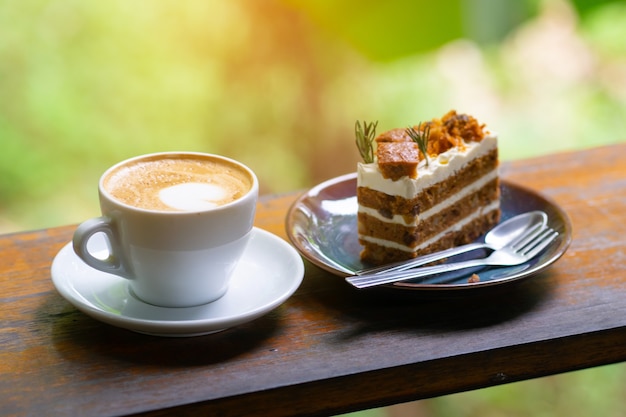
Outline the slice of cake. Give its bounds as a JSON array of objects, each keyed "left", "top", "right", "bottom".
[{"left": 356, "top": 110, "right": 500, "bottom": 265}]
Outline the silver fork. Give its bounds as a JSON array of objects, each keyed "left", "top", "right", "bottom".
[{"left": 346, "top": 226, "right": 559, "bottom": 288}]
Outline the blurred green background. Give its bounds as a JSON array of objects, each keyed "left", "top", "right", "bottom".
[
  {"left": 2, "top": 0, "right": 626, "bottom": 233},
  {"left": 1, "top": 0, "right": 625, "bottom": 415}
]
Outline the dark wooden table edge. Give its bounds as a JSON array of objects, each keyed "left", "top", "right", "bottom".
[{"left": 131, "top": 326, "right": 626, "bottom": 417}]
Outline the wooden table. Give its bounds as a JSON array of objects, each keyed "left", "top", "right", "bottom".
[{"left": 2, "top": 144, "right": 626, "bottom": 417}]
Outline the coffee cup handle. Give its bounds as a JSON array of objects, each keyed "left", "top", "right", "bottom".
[{"left": 72, "top": 217, "right": 131, "bottom": 278}]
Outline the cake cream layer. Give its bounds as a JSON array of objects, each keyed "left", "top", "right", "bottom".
[
  {"left": 358, "top": 135, "right": 497, "bottom": 199},
  {"left": 357, "top": 147, "right": 498, "bottom": 220},
  {"left": 358, "top": 177, "right": 499, "bottom": 249},
  {"left": 359, "top": 205, "right": 501, "bottom": 264},
  {"left": 359, "top": 200, "right": 500, "bottom": 253},
  {"left": 358, "top": 169, "right": 498, "bottom": 227}
]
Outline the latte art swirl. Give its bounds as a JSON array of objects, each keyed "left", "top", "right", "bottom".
[{"left": 159, "top": 183, "right": 229, "bottom": 210}]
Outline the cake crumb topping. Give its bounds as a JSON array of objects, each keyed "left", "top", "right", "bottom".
[
  {"left": 373, "top": 110, "right": 488, "bottom": 181},
  {"left": 468, "top": 273, "right": 481, "bottom": 283}
]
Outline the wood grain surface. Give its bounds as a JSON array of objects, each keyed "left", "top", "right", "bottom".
[{"left": 1, "top": 144, "right": 625, "bottom": 417}]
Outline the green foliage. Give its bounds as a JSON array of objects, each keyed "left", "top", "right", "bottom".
[
  {"left": 282, "top": 0, "right": 539, "bottom": 60},
  {"left": 283, "top": 0, "right": 465, "bottom": 60},
  {"left": 570, "top": 0, "right": 625, "bottom": 14}
]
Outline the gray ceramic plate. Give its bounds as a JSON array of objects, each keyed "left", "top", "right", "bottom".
[{"left": 286, "top": 173, "right": 572, "bottom": 291}]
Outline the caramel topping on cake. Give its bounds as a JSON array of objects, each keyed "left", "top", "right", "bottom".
[
  {"left": 374, "top": 110, "right": 487, "bottom": 180},
  {"left": 377, "top": 141, "right": 421, "bottom": 180},
  {"left": 441, "top": 110, "right": 486, "bottom": 143}
]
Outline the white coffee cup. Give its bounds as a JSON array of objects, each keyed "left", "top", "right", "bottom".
[{"left": 72, "top": 152, "right": 258, "bottom": 308}]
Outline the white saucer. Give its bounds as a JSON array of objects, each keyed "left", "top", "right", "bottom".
[{"left": 51, "top": 227, "right": 304, "bottom": 337}]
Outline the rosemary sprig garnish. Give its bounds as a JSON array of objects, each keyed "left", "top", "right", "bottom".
[
  {"left": 355, "top": 120, "right": 378, "bottom": 164},
  {"left": 406, "top": 122, "right": 431, "bottom": 167}
]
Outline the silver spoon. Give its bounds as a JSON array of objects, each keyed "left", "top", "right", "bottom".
[{"left": 355, "top": 210, "right": 548, "bottom": 276}]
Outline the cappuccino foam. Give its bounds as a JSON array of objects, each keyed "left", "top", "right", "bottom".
[{"left": 104, "top": 156, "right": 252, "bottom": 211}]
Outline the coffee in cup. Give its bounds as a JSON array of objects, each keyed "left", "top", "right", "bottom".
[
  {"left": 103, "top": 154, "right": 252, "bottom": 211},
  {"left": 72, "top": 152, "right": 258, "bottom": 308}
]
